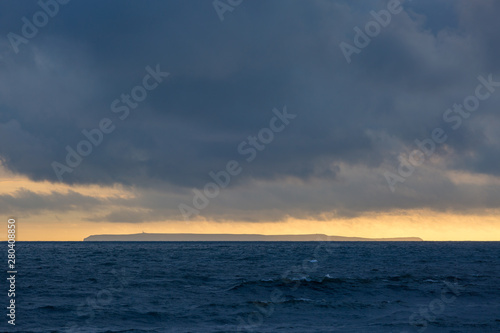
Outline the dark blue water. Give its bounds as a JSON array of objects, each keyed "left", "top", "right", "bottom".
[{"left": 2, "top": 242, "right": 500, "bottom": 332}]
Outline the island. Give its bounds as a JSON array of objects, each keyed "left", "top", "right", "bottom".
[{"left": 83, "top": 233, "right": 423, "bottom": 242}]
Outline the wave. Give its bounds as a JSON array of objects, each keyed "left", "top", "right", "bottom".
[
  {"left": 228, "top": 274, "right": 367, "bottom": 291},
  {"left": 226, "top": 273, "right": 467, "bottom": 292}
]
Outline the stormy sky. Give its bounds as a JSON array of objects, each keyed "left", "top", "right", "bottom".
[{"left": 1, "top": 0, "right": 499, "bottom": 240}]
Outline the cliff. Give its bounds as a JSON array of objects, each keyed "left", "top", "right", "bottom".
[{"left": 83, "top": 233, "right": 423, "bottom": 242}]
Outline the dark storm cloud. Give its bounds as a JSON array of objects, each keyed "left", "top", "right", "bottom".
[{"left": 0, "top": 0, "right": 499, "bottom": 220}]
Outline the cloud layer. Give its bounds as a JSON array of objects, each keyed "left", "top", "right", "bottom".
[{"left": 1, "top": 0, "right": 499, "bottom": 222}]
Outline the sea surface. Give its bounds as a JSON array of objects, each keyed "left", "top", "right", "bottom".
[{"left": 3, "top": 241, "right": 500, "bottom": 332}]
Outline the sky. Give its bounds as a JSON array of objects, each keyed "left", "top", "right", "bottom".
[{"left": 0, "top": 0, "right": 499, "bottom": 241}]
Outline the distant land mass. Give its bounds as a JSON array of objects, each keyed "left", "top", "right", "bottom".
[{"left": 83, "top": 233, "right": 423, "bottom": 242}]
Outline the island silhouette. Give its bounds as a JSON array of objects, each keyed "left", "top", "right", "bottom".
[{"left": 83, "top": 233, "right": 423, "bottom": 241}]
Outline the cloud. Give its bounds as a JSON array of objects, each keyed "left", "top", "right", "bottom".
[
  {"left": 0, "top": 0, "right": 499, "bottom": 222},
  {"left": 0, "top": 188, "right": 103, "bottom": 214}
]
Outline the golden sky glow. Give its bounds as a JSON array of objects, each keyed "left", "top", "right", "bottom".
[
  {"left": 1, "top": 0, "right": 500, "bottom": 244},
  {"left": 3, "top": 209, "right": 500, "bottom": 242},
  {"left": 1, "top": 164, "right": 499, "bottom": 241}
]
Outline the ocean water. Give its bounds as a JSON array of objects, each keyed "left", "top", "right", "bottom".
[{"left": 4, "top": 241, "right": 500, "bottom": 332}]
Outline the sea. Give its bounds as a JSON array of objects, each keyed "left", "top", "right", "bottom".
[{"left": 3, "top": 241, "right": 500, "bottom": 333}]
